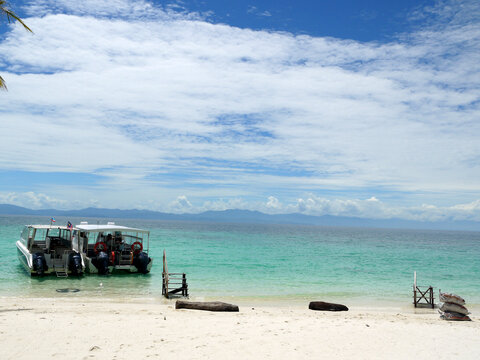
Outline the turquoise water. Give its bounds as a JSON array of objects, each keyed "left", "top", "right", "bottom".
[{"left": 1, "top": 215, "right": 479, "bottom": 305}]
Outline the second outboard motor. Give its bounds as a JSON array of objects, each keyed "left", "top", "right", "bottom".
[
  {"left": 68, "top": 252, "right": 83, "bottom": 276},
  {"left": 93, "top": 251, "right": 109, "bottom": 275},
  {"left": 133, "top": 252, "right": 150, "bottom": 274},
  {"left": 32, "top": 252, "right": 47, "bottom": 276}
]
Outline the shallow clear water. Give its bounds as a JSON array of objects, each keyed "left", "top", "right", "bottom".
[{"left": 1, "top": 215, "right": 479, "bottom": 305}]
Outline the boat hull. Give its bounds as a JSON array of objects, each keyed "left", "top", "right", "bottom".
[
  {"left": 16, "top": 225, "right": 86, "bottom": 277},
  {"left": 84, "top": 256, "right": 153, "bottom": 274},
  {"left": 17, "top": 240, "right": 85, "bottom": 277},
  {"left": 16, "top": 241, "right": 33, "bottom": 274}
]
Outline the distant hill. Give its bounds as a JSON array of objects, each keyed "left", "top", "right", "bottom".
[{"left": 0, "top": 204, "right": 479, "bottom": 231}]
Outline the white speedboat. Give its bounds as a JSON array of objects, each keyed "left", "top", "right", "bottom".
[
  {"left": 16, "top": 224, "right": 84, "bottom": 277},
  {"left": 76, "top": 222, "right": 152, "bottom": 275}
]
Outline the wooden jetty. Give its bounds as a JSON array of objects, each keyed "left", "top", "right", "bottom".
[
  {"left": 162, "top": 250, "right": 188, "bottom": 298},
  {"left": 413, "top": 271, "right": 435, "bottom": 308}
]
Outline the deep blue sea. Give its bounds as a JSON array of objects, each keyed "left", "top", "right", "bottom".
[{"left": 1, "top": 215, "right": 479, "bottom": 305}]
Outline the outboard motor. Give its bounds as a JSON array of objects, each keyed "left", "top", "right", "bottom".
[
  {"left": 93, "top": 251, "right": 109, "bottom": 275},
  {"left": 133, "top": 252, "right": 150, "bottom": 274},
  {"left": 32, "top": 252, "right": 47, "bottom": 276},
  {"left": 68, "top": 252, "right": 83, "bottom": 276}
]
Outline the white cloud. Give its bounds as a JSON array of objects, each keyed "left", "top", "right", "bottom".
[
  {"left": 0, "top": 191, "right": 70, "bottom": 209},
  {"left": 2, "top": 190, "right": 480, "bottom": 223},
  {"left": 24, "top": 0, "right": 204, "bottom": 21},
  {"left": 270, "top": 195, "right": 480, "bottom": 222},
  {"left": 266, "top": 196, "right": 281, "bottom": 209},
  {"left": 198, "top": 198, "right": 251, "bottom": 212},
  {"left": 247, "top": 6, "right": 271, "bottom": 17},
  {"left": 168, "top": 195, "right": 193, "bottom": 213},
  {"left": 0, "top": 0, "right": 479, "bottom": 220}
]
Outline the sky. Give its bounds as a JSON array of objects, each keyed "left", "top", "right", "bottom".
[{"left": 0, "top": 0, "right": 480, "bottom": 222}]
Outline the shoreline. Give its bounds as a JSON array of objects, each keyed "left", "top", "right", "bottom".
[
  {"left": 1, "top": 296, "right": 479, "bottom": 360},
  {"left": 2, "top": 292, "right": 480, "bottom": 311}
]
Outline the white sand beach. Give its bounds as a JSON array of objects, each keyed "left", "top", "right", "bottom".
[{"left": 0, "top": 296, "right": 479, "bottom": 360}]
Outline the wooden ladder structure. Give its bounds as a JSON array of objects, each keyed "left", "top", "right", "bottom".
[
  {"left": 52, "top": 250, "right": 68, "bottom": 278},
  {"left": 162, "top": 250, "right": 188, "bottom": 299},
  {"left": 53, "top": 259, "right": 68, "bottom": 277},
  {"left": 413, "top": 271, "right": 434, "bottom": 308}
]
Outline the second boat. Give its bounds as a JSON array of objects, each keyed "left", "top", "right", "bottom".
[{"left": 77, "top": 222, "right": 153, "bottom": 275}]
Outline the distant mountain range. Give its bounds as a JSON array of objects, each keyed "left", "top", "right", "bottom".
[{"left": 0, "top": 204, "right": 479, "bottom": 231}]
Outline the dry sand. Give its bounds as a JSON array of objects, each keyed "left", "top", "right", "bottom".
[{"left": 0, "top": 296, "right": 479, "bottom": 360}]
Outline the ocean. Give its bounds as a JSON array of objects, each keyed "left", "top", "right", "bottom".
[{"left": 1, "top": 215, "right": 479, "bottom": 306}]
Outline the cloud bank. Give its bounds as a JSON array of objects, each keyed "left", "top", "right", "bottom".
[
  {"left": 3, "top": 191, "right": 480, "bottom": 223},
  {"left": 0, "top": 0, "right": 479, "bottom": 222}
]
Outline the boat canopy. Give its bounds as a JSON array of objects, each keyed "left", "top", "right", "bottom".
[
  {"left": 27, "top": 224, "right": 77, "bottom": 230},
  {"left": 75, "top": 224, "right": 149, "bottom": 234}
]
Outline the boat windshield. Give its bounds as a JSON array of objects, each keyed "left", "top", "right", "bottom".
[
  {"left": 20, "top": 226, "right": 30, "bottom": 246},
  {"left": 46, "top": 228, "right": 72, "bottom": 242},
  {"left": 30, "top": 228, "right": 48, "bottom": 250}
]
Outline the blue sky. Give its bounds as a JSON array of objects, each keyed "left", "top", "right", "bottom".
[
  {"left": 1, "top": 0, "right": 480, "bottom": 222},
  {"left": 160, "top": 0, "right": 436, "bottom": 41}
]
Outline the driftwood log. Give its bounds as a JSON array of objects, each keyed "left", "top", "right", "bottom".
[
  {"left": 175, "top": 300, "right": 239, "bottom": 312},
  {"left": 309, "top": 301, "right": 349, "bottom": 311}
]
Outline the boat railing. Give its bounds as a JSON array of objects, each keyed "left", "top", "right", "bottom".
[{"left": 123, "top": 234, "right": 143, "bottom": 241}]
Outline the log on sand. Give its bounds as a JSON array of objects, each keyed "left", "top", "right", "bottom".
[
  {"left": 175, "top": 300, "right": 239, "bottom": 312},
  {"left": 309, "top": 301, "right": 349, "bottom": 311}
]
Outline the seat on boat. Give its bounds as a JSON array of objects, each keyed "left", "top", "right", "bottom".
[
  {"left": 118, "top": 249, "right": 133, "bottom": 265},
  {"left": 86, "top": 244, "right": 98, "bottom": 257},
  {"left": 51, "top": 248, "right": 69, "bottom": 258},
  {"left": 31, "top": 240, "right": 48, "bottom": 253}
]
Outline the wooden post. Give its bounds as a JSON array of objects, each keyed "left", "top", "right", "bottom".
[
  {"left": 413, "top": 271, "right": 417, "bottom": 307},
  {"left": 182, "top": 273, "right": 188, "bottom": 297},
  {"left": 429, "top": 286, "right": 434, "bottom": 309},
  {"left": 162, "top": 250, "right": 169, "bottom": 298}
]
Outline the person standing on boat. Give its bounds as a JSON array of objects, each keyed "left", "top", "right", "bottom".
[
  {"left": 106, "top": 234, "right": 113, "bottom": 248},
  {"left": 114, "top": 233, "right": 125, "bottom": 252}
]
